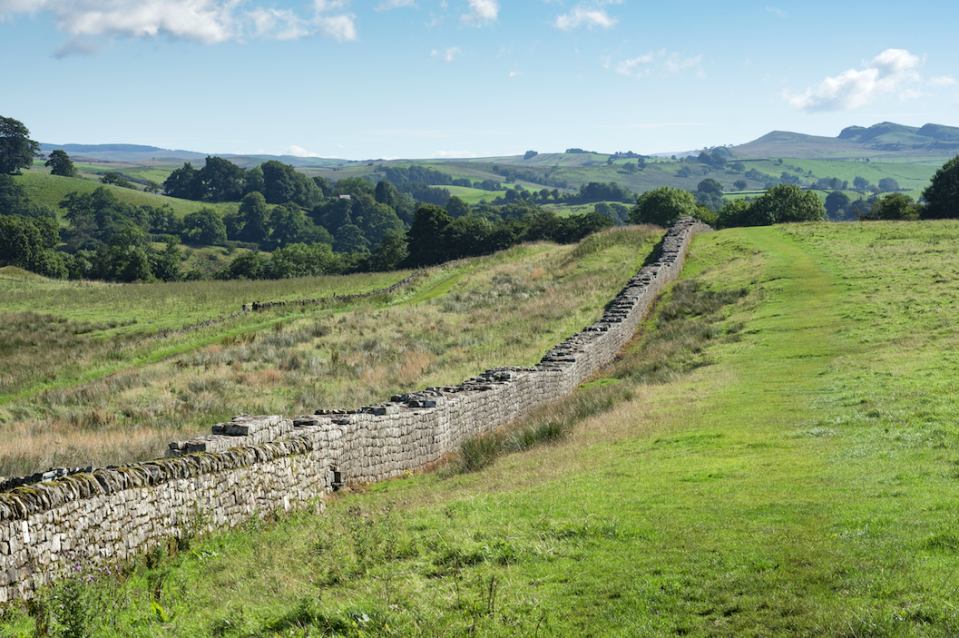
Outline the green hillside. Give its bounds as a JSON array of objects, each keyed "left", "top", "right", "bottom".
[
  {"left": 14, "top": 170, "right": 237, "bottom": 220},
  {"left": 0, "top": 227, "right": 661, "bottom": 476},
  {"left": 4, "top": 221, "right": 959, "bottom": 636},
  {"left": 731, "top": 121, "right": 959, "bottom": 160}
]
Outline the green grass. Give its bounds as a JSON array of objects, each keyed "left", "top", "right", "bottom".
[
  {"left": 734, "top": 158, "right": 941, "bottom": 192},
  {"left": 0, "top": 228, "right": 662, "bottom": 476},
  {"left": 13, "top": 171, "right": 237, "bottom": 220},
  {"left": 5, "top": 221, "right": 959, "bottom": 635},
  {"left": 444, "top": 185, "right": 505, "bottom": 204}
]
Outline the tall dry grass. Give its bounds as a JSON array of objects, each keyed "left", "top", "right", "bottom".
[{"left": 0, "top": 227, "right": 661, "bottom": 477}]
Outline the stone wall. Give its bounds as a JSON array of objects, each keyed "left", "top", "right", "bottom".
[{"left": 0, "top": 218, "right": 710, "bottom": 602}]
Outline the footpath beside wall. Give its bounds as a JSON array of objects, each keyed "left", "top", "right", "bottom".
[{"left": 0, "top": 218, "right": 710, "bottom": 602}]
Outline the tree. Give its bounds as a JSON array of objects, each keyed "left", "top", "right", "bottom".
[
  {"left": 629, "top": 186, "right": 698, "bottom": 227},
  {"left": 220, "top": 250, "right": 268, "bottom": 280},
  {"left": 733, "top": 179, "right": 748, "bottom": 191},
  {"left": 182, "top": 208, "right": 227, "bottom": 245},
  {"left": 370, "top": 229, "right": 408, "bottom": 272},
  {"left": 163, "top": 163, "right": 200, "bottom": 199},
  {"left": 270, "top": 203, "right": 309, "bottom": 248},
  {"left": 716, "top": 199, "right": 755, "bottom": 229},
  {"left": 261, "top": 160, "right": 296, "bottom": 204},
  {"left": 405, "top": 204, "right": 452, "bottom": 266},
  {"left": 270, "top": 242, "right": 336, "bottom": 278},
  {"left": 149, "top": 235, "right": 183, "bottom": 282},
  {"left": 0, "top": 174, "right": 36, "bottom": 217},
  {"left": 196, "top": 156, "right": 245, "bottom": 202},
  {"left": 694, "top": 178, "right": 725, "bottom": 212},
  {"left": 238, "top": 191, "right": 271, "bottom": 243},
  {"left": 824, "top": 191, "right": 851, "bottom": 220},
  {"left": 335, "top": 176, "right": 376, "bottom": 198},
  {"left": 0, "top": 116, "right": 40, "bottom": 174},
  {"left": 0, "top": 213, "right": 65, "bottom": 277},
  {"left": 877, "top": 177, "right": 900, "bottom": 192},
  {"left": 750, "top": 184, "right": 825, "bottom": 224},
  {"left": 45, "top": 150, "right": 78, "bottom": 177},
  {"left": 862, "top": 193, "right": 920, "bottom": 221},
  {"left": 921, "top": 155, "right": 959, "bottom": 219},
  {"left": 60, "top": 186, "right": 146, "bottom": 251},
  {"left": 360, "top": 202, "right": 404, "bottom": 244},
  {"left": 144, "top": 181, "right": 162, "bottom": 194},
  {"left": 100, "top": 172, "right": 137, "bottom": 189},
  {"left": 524, "top": 150, "right": 538, "bottom": 160},
  {"left": 443, "top": 196, "right": 469, "bottom": 219},
  {"left": 312, "top": 176, "right": 332, "bottom": 198},
  {"left": 333, "top": 223, "right": 370, "bottom": 254},
  {"left": 853, "top": 176, "right": 871, "bottom": 191}
]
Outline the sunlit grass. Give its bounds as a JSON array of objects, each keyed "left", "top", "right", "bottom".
[{"left": 0, "top": 227, "right": 661, "bottom": 475}]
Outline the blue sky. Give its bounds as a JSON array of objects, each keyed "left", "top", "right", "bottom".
[{"left": 1, "top": 0, "right": 957, "bottom": 159}]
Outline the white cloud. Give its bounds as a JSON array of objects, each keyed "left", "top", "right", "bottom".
[
  {"left": 554, "top": 0, "right": 621, "bottom": 31},
  {"left": 664, "top": 53, "right": 702, "bottom": 75},
  {"left": 315, "top": 13, "right": 356, "bottom": 41},
  {"left": 285, "top": 145, "right": 322, "bottom": 157},
  {"left": 433, "top": 150, "right": 477, "bottom": 158},
  {"left": 610, "top": 50, "right": 701, "bottom": 79},
  {"left": 460, "top": 0, "right": 497, "bottom": 25},
  {"left": 786, "top": 48, "right": 922, "bottom": 112},
  {"left": 766, "top": 7, "right": 787, "bottom": 18},
  {"left": 616, "top": 52, "right": 655, "bottom": 76},
  {"left": 508, "top": 70, "right": 521, "bottom": 79},
  {"left": 431, "top": 46, "right": 461, "bottom": 62},
  {"left": 376, "top": 0, "right": 415, "bottom": 10},
  {"left": 929, "top": 75, "right": 957, "bottom": 87},
  {"left": 0, "top": 0, "right": 357, "bottom": 56}
]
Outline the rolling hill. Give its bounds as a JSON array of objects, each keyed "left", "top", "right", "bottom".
[{"left": 730, "top": 121, "right": 959, "bottom": 160}]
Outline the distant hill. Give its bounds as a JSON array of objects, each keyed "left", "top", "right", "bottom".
[
  {"left": 730, "top": 122, "right": 959, "bottom": 159},
  {"left": 37, "top": 142, "right": 348, "bottom": 167}
]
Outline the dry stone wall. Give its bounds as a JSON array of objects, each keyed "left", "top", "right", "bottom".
[{"left": 0, "top": 218, "right": 709, "bottom": 602}]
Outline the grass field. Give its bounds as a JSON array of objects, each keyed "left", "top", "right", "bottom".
[
  {"left": 0, "top": 227, "right": 661, "bottom": 476},
  {"left": 3, "top": 220, "right": 959, "bottom": 636},
  {"left": 734, "top": 158, "right": 941, "bottom": 192},
  {"left": 13, "top": 170, "right": 237, "bottom": 220}
]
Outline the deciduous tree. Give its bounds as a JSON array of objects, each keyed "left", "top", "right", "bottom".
[
  {"left": 0, "top": 116, "right": 40, "bottom": 174},
  {"left": 45, "top": 150, "right": 78, "bottom": 177},
  {"left": 629, "top": 186, "right": 698, "bottom": 227},
  {"left": 921, "top": 155, "right": 959, "bottom": 219}
]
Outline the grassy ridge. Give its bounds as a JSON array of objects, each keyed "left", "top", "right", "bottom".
[
  {"left": 13, "top": 171, "right": 237, "bottom": 220},
  {"left": 4, "top": 220, "right": 957, "bottom": 636}
]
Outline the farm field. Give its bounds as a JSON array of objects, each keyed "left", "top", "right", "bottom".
[
  {"left": 3, "top": 220, "right": 959, "bottom": 636},
  {"left": 0, "top": 226, "right": 661, "bottom": 476},
  {"left": 13, "top": 170, "right": 237, "bottom": 220},
  {"left": 23, "top": 149, "right": 949, "bottom": 214}
]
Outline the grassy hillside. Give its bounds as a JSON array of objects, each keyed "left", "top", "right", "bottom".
[
  {"left": 731, "top": 122, "right": 959, "bottom": 160},
  {"left": 0, "top": 227, "right": 661, "bottom": 476},
  {"left": 14, "top": 170, "right": 236, "bottom": 219},
  {"left": 5, "top": 220, "right": 958, "bottom": 636}
]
